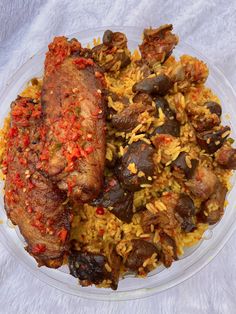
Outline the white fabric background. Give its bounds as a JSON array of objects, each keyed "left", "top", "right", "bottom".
[{"left": 0, "top": 0, "right": 236, "bottom": 313}]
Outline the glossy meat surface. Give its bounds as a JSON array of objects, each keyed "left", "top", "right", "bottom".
[
  {"left": 41, "top": 37, "right": 106, "bottom": 202},
  {"left": 3, "top": 97, "right": 70, "bottom": 268}
]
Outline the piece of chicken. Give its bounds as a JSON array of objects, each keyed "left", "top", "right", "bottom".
[
  {"left": 3, "top": 97, "right": 70, "bottom": 268},
  {"left": 40, "top": 37, "right": 106, "bottom": 202}
]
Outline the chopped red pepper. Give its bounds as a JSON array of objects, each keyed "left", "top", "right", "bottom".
[
  {"left": 14, "top": 173, "right": 24, "bottom": 188},
  {"left": 98, "top": 229, "right": 105, "bottom": 236},
  {"left": 8, "top": 127, "right": 18, "bottom": 138},
  {"left": 57, "top": 228, "right": 68, "bottom": 242},
  {"left": 84, "top": 146, "right": 94, "bottom": 154},
  {"left": 23, "top": 134, "right": 30, "bottom": 148},
  {"left": 73, "top": 57, "right": 94, "bottom": 69},
  {"left": 96, "top": 207, "right": 105, "bottom": 215},
  {"left": 31, "top": 243, "right": 46, "bottom": 254}
]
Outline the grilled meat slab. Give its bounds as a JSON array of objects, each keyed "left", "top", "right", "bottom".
[
  {"left": 3, "top": 97, "right": 70, "bottom": 268},
  {"left": 41, "top": 37, "right": 106, "bottom": 203}
]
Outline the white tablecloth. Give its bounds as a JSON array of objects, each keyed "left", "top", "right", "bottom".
[{"left": 0, "top": 1, "right": 236, "bottom": 313}]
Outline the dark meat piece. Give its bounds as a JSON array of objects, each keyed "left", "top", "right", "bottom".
[
  {"left": 198, "top": 181, "right": 227, "bottom": 225},
  {"left": 91, "top": 177, "right": 134, "bottom": 223},
  {"left": 3, "top": 97, "right": 70, "bottom": 268},
  {"left": 215, "top": 144, "right": 236, "bottom": 169},
  {"left": 41, "top": 37, "right": 106, "bottom": 202},
  {"left": 92, "top": 30, "right": 131, "bottom": 72},
  {"left": 116, "top": 141, "right": 155, "bottom": 191},
  {"left": 205, "top": 101, "right": 222, "bottom": 117},
  {"left": 111, "top": 103, "right": 154, "bottom": 132},
  {"left": 132, "top": 92, "right": 153, "bottom": 106},
  {"left": 125, "top": 239, "right": 159, "bottom": 271},
  {"left": 175, "top": 194, "right": 196, "bottom": 232},
  {"left": 196, "top": 126, "right": 230, "bottom": 154},
  {"left": 160, "top": 233, "right": 178, "bottom": 268},
  {"left": 132, "top": 74, "right": 173, "bottom": 96},
  {"left": 69, "top": 251, "right": 117, "bottom": 289},
  {"left": 171, "top": 152, "right": 198, "bottom": 179},
  {"left": 186, "top": 166, "right": 218, "bottom": 201},
  {"left": 142, "top": 192, "right": 179, "bottom": 232},
  {"left": 152, "top": 118, "right": 180, "bottom": 137},
  {"left": 155, "top": 96, "right": 175, "bottom": 119},
  {"left": 139, "top": 24, "right": 179, "bottom": 67}
]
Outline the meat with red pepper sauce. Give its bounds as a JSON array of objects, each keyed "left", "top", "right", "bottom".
[
  {"left": 3, "top": 97, "right": 70, "bottom": 268},
  {"left": 139, "top": 24, "right": 179, "bottom": 67},
  {"left": 41, "top": 37, "right": 106, "bottom": 203}
]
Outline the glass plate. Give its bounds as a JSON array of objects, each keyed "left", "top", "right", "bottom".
[{"left": 0, "top": 26, "right": 236, "bottom": 301}]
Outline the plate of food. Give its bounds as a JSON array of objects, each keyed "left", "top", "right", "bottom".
[{"left": 0, "top": 25, "right": 236, "bottom": 300}]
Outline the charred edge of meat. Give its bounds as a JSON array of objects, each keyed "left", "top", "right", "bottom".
[
  {"left": 69, "top": 251, "right": 118, "bottom": 289},
  {"left": 91, "top": 177, "right": 134, "bottom": 223},
  {"left": 171, "top": 152, "right": 198, "bottom": 179},
  {"left": 175, "top": 194, "right": 196, "bottom": 232},
  {"left": 132, "top": 74, "right": 173, "bottom": 96},
  {"left": 125, "top": 239, "right": 159, "bottom": 271},
  {"left": 116, "top": 141, "right": 155, "bottom": 191},
  {"left": 196, "top": 126, "right": 230, "bottom": 154}
]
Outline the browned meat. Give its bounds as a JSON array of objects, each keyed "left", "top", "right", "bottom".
[
  {"left": 175, "top": 194, "right": 196, "bottom": 232},
  {"left": 198, "top": 181, "right": 227, "bottom": 225},
  {"left": 142, "top": 193, "right": 179, "bottom": 232},
  {"left": 69, "top": 251, "right": 118, "bottom": 289},
  {"left": 139, "top": 24, "right": 179, "bottom": 67},
  {"left": 187, "top": 102, "right": 221, "bottom": 132},
  {"left": 205, "top": 101, "right": 222, "bottom": 117},
  {"left": 41, "top": 37, "right": 106, "bottom": 202},
  {"left": 132, "top": 74, "right": 173, "bottom": 96},
  {"left": 196, "top": 126, "right": 230, "bottom": 154},
  {"left": 152, "top": 118, "right": 180, "bottom": 137},
  {"left": 186, "top": 166, "right": 218, "bottom": 200},
  {"left": 116, "top": 141, "right": 155, "bottom": 191},
  {"left": 111, "top": 103, "right": 154, "bottom": 132},
  {"left": 160, "top": 233, "right": 178, "bottom": 267},
  {"left": 92, "top": 30, "right": 131, "bottom": 72},
  {"left": 91, "top": 177, "right": 134, "bottom": 223},
  {"left": 215, "top": 144, "right": 236, "bottom": 169},
  {"left": 3, "top": 97, "right": 70, "bottom": 268},
  {"left": 125, "top": 239, "right": 159, "bottom": 272},
  {"left": 171, "top": 152, "right": 198, "bottom": 179}
]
